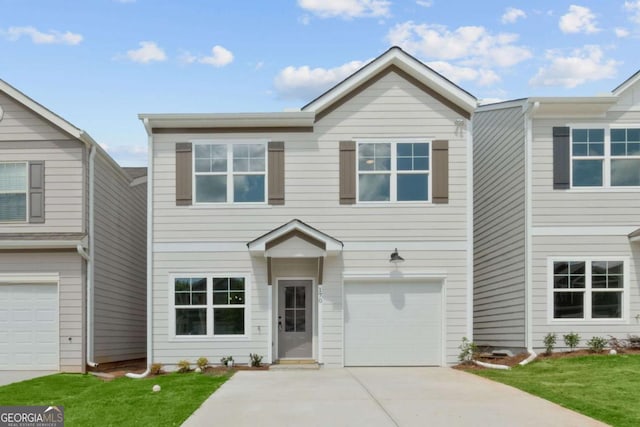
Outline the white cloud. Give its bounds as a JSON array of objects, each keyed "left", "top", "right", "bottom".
[
  {"left": 299, "top": 14, "right": 311, "bottom": 25},
  {"left": 4, "top": 26, "right": 82, "bottom": 45},
  {"left": 501, "top": 7, "right": 526, "bottom": 24},
  {"left": 624, "top": 1, "right": 640, "bottom": 24},
  {"left": 559, "top": 5, "right": 600, "bottom": 34},
  {"left": 615, "top": 27, "right": 630, "bottom": 38},
  {"left": 427, "top": 61, "right": 500, "bottom": 86},
  {"left": 416, "top": 0, "right": 433, "bottom": 7},
  {"left": 102, "top": 143, "right": 148, "bottom": 167},
  {"left": 529, "top": 45, "right": 619, "bottom": 88},
  {"left": 297, "top": 0, "right": 390, "bottom": 19},
  {"left": 182, "top": 45, "right": 234, "bottom": 67},
  {"left": 274, "top": 59, "right": 368, "bottom": 100},
  {"left": 126, "top": 41, "right": 167, "bottom": 64},
  {"left": 478, "top": 97, "right": 506, "bottom": 105},
  {"left": 386, "top": 22, "right": 532, "bottom": 68}
]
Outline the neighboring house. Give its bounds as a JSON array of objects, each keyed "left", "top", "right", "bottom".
[
  {"left": 0, "top": 80, "right": 147, "bottom": 372},
  {"left": 139, "top": 47, "right": 476, "bottom": 369},
  {"left": 474, "top": 71, "right": 640, "bottom": 353}
]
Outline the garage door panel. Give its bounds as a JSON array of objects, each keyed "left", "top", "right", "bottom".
[
  {"left": 345, "top": 282, "right": 442, "bottom": 366},
  {"left": 0, "top": 284, "right": 58, "bottom": 370}
]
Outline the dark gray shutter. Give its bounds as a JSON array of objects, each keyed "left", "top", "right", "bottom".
[
  {"left": 432, "top": 140, "right": 449, "bottom": 204},
  {"left": 553, "top": 127, "right": 570, "bottom": 189},
  {"left": 339, "top": 141, "right": 356, "bottom": 205},
  {"left": 175, "top": 142, "right": 192, "bottom": 206},
  {"left": 268, "top": 141, "right": 285, "bottom": 205},
  {"left": 28, "top": 161, "right": 45, "bottom": 223}
]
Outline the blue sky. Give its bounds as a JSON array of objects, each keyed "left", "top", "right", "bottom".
[{"left": 2, "top": 0, "right": 640, "bottom": 166}]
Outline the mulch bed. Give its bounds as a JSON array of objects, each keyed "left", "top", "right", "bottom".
[{"left": 454, "top": 348, "right": 640, "bottom": 370}]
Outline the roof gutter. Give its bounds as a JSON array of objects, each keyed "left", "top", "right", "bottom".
[{"left": 127, "top": 118, "right": 153, "bottom": 379}]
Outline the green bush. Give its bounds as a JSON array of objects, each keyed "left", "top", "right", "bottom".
[
  {"left": 249, "top": 353, "right": 263, "bottom": 367},
  {"left": 563, "top": 332, "right": 580, "bottom": 351},
  {"left": 458, "top": 337, "right": 478, "bottom": 363},
  {"left": 543, "top": 333, "right": 557, "bottom": 355},
  {"left": 586, "top": 336, "right": 607, "bottom": 353},
  {"left": 177, "top": 360, "right": 191, "bottom": 373}
]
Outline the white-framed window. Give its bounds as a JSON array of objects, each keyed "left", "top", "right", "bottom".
[
  {"left": 571, "top": 126, "right": 640, "bottom": 188},
  {"left": 357, "top": 141, "right": 431, "bottom": 202},
  {"left": 172, "top": 274, "right": 248, "bottom": 338},
  {"left": 193, "top": 141, "right": 266, "bottom": 203},
  {"left": 549, "top": 258, "right": 627, "bottom": 321},
  {"left": 0, "top": 162, "right": 28, "bottom": 222}
]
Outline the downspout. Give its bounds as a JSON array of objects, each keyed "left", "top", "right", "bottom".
[
  {"left": 520, "top": 101, "right": 540, "bottom": 366},
  {"left": 78, "top": 143, "right": 99, "bottom": 368},
  {"left": 127, "top": 118, "right": 153, "bottom": 378}
]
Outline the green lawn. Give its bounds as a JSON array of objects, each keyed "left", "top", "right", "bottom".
[
  {"left": 0, "top": 371, "right": 231, "bottom": 427},
  {"left": 474, "top": 354, "right": 640, "bottom": 427}
]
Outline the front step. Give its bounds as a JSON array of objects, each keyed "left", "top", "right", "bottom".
[{"left": 270, "top": 359, "right": 320, "bottom": 370}]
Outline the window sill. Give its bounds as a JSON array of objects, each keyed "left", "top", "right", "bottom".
[
  {"left": 548, "top": 318, "right": 627, "bottom": 325},
  {"left": 170, "top": 335, "right": 250, "bottom": 342},
  {"left": 354, "top": 201, "right": 433, "bottom": 207},
  {"left": 189, "top": 203, "right": 272, "bottom": 209},
  {"left": 564, "top": 187, "right": 640, "bottom": 192}
]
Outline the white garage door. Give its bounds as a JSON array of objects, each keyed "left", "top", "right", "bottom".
[
  {"left": 344, "top": 281, "right": 442, "bottom": 366},
  {"left": 0, "top": 284, "right": 59, "bottom": 370}
]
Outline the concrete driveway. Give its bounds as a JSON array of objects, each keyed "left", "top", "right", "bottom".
[
  {"left": 0, "top": 371, "right": 57, "bottom": 387},
  {"left": 182, "top": 367, "right": 606, "bottom": 427}
]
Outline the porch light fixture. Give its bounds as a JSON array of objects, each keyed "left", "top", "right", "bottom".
[{"left": 389, "top": 248, "right": 404, "bottom": 264}]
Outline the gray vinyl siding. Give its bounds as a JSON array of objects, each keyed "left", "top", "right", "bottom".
[
  {"left": 0, "top": 138, "right": 85, "bottom": 233},
  {"left": 472, "top": 105, "right": 527, "bottom": 349},
  {"left": 531, "top": 112, "right": 640, "bottom": 226},
  {"left": 151, "top": 71, "right": 471, "bottom": 366},
  {"left": 0, "top": 252, "right": 85, "bottom": 372},
  {"left": 92, "top": 151, "right": 146, "bottom": 363},
  {"left": 0, "top": 93, "right": 70, "bottom": 142},
  {"left": 531, "top": 235, "right": 640, "bottom": 351}
]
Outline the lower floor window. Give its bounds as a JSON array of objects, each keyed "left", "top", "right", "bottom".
[
  {"left": 174, "top": 275, "right": 247, "bottom": 336},
  {"left": 552, "top": 260, "right": 624, "bottom": 320}
]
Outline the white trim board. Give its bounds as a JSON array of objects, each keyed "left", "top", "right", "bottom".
[{"left": 532, "top": 227, "right": 638, "bottom": 236}]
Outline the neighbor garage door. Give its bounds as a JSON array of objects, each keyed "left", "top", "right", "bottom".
[
  {"left": 0, "top": 284, "right": 58, "bottom": 370},
  {"left": 344, "top": 281, "right": 442, "bottom": 366}
]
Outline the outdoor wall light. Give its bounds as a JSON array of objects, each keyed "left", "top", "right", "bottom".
[{"left": 389, "top": 248, "right": 405, "bottom": 264}]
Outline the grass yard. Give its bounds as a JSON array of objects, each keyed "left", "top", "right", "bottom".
[
  {"left": 474, "top": 354, "right": 640, "bottom": 427},
  {"left": 0, "top": 371, "right": 231, "bottom": 427}
]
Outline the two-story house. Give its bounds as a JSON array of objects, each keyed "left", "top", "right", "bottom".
[
  {"left": 474, "top": 71, "right": 640, "bottom": 354},
  {"left": 0, "top": 80, "right": 147, "bottom": 372},
  {"left": 139, "top": 47, "right": 476, "bottom": 370}
]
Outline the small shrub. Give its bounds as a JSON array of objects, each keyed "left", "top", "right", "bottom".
[
  {"left": 543, "top": 333, "right": 557, "bottom": 355},
  {"left": 177, "top": 360, "right": 191, "bottom": 373},
  {"left": 563, "top": 332, "right": 580, "bottom": 351},
  {"left": 196, "top": 357, "right": 209, "bottom": 370},
  {"left": 586, "top": 336, "right": 607, "bottom": 353},
  {"left": 458, "top": 337, "right": 478, "bottom": 363},
  {"left": 150, "top": 363, "right": 163, "bottom": 375},
  {"left": 220, "top": 356, "right": 234, "bottom": 366},
  {"left": 608, "top": 335, "right": 628, "bottom": 353},
  {"left": 628, "top": 335, "right": 640, "bottom": 348},
  {"left": 249, "top": 353, "right": 263, "bottom": 367}
]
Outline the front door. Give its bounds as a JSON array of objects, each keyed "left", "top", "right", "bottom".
[{"left": 278, "top": 279, "right": 312, "bottom": 359}]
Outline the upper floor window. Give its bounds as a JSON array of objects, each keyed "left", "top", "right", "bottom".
[
  {"left": 571, "top": 128, "right": 640, "bottom": 187},
  {"left": 0, "top": 162, "right": 27, "bottom": 222},
  {"left": 194, "top": 143, "right": 266, "bottom": 203},
  {"left": 357, "top": 141, "right": 430, "bottom": 202}
]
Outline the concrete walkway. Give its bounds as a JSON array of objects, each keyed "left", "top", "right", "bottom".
[
  {"left": 182, "top": 367, "right": 607, "bottom": 427},
  {"left": 0, "top": 371, "right": 57, "bottom": 387}
]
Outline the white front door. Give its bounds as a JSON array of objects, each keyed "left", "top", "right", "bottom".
[
  {"left": 0, "top": 284, "right": 59, "bottom": 370},
  {"left": 278, "top": 279, "right": 312, "bottom": 359}
]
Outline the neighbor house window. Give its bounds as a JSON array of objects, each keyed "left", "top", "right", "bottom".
[
  {"left": 357, "top": 142, "right": 430, "bottom": 202},
  {"left": 552, "top": 260, "right": 624, "bottom": 320},
  {"left": 194, "top": 142, "right": 266, "bottom": 203},
  {"left": 610, "top": 128, "right": 640, "bottom": 186},
  {"left": 0, "top": 162, "right": 27, "bottom": 222},
  {"left": 571, "top": 127, "right": 640, "bottom": 187},
  {"left": 173, "top": 275, "right": 247, "bottom": 337}
]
